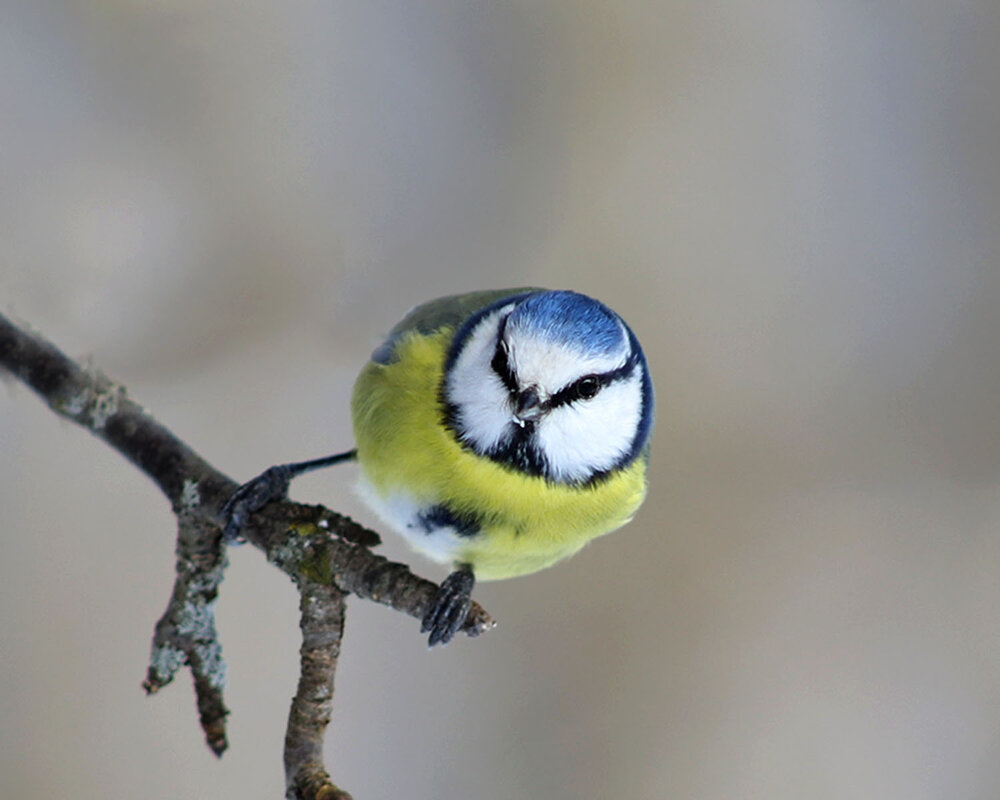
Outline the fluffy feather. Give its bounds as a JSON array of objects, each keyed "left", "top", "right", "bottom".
[{"left": 352, "top": 323, "right": 649, "bottom": 580}]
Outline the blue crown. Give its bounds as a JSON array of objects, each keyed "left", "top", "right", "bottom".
[{"left": 506, "top": 291, "right": 626, "bottom": 356}]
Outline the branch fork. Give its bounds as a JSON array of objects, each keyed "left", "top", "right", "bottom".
[{"left": 0, "top": 312, "right": 496, "bottom": 800}]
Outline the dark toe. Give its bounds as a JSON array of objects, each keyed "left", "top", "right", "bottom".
[
  {"left": 220, "top": 465, "right": 293, "bottom": 543},
  {"left": 421, "top": 567, "right": 475, "bottom": 646}
]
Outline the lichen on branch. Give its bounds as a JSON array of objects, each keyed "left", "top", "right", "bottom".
[{"left": 0, "top": 311, "right": 495, "bottom": 799}]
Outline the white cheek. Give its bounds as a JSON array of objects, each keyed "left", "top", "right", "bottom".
[
  {"left": 449, "top": 374, "right": 511, "bottom": 451},
  {"left": 536, "top": 374, "right": 643, "bottom": 482},
  {"left": 445, "top": 307, "right": 515, "bottom": 452}
]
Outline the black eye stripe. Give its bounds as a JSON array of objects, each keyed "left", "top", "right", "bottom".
[
  {"left": 489, "top": 318, "right": 638, "bottom": 409},
  {"left": 549, "top": 354, "right": 638, "bottom": 408},
  {"left": 490, "top": 316, "right": 518, "bottom": 394}
]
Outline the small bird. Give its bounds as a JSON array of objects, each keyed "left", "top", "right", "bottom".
[{"left": 223, "top": 288, "right": 654, "bottom": 646}]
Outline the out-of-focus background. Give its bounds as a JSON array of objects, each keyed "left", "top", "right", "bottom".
[{"left": 3, "top": 3, "right": 1000, "bottom": 798}]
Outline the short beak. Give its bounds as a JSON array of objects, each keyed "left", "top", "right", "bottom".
[{"left": 513, "top": 387, "right": 544, "bottom": 426}]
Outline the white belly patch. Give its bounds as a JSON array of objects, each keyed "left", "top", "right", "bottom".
[{"left": 353, "top": 477, "right": 470, "bottom": 566}]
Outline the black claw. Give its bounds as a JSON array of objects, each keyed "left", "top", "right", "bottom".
[
  {"left": 220, "top": 465, "right": 293, "bottom": 543},
  {"left": 219, "top": 450, "right": 358, "bottom": 544},
  {"left": 421, "top": 566, "right": 475, "bottom": 647}
]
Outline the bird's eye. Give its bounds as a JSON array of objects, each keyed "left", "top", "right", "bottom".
[{"left": 574, "top": 375, "right": 601, "bottom": 401}]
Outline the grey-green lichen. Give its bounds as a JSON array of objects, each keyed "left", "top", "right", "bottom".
[
  {"left": 180, "top": 479, "right": 201, "bottom": 512},
  {"left": 266, "top": 524, "right": 335, "bottom": 586},
  {"left": 193, "top": 635, "right": 227, "bottom": 689},
  {"left": 88, "top": 383, "right": 123, "bottom": 429},
  {"left": 56, "top": 380, "right": 125, "bottom": 431},
  {"left": 176, "top": 597, "right": 217, "bottom": 633},
  {"left": 150, "top": 599, "right": 227, "bottom": 689},
  {"left": 149, "top": 642, "right": 187, "bottom": 683},
  {"left": 266, "top": 532, "right": 309, "bottom": 572},
  {"left": 60, "top": 388, "right": 89, "bottom": 418}
]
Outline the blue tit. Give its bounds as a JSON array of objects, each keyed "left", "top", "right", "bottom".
[{"left": 224, "top": 288, "right": 654, "bottom": 646}]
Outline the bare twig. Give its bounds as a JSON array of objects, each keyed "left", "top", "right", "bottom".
[
  {"left": 285, "top": 579, "right": 352, "bottom": 800},
  {"left": 0, "top": 311, "right": 495, "bottom": 798},
  {"left": 142, "top": 511, "right": 230, "bottom": 757}
]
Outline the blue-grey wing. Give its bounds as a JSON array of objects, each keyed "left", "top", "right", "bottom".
[{"left": 370, "top": 287, "right": 543, "bottom": 364}]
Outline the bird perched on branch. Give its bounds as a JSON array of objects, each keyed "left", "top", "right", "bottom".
[{"left": 224, "top": 288, "right": 654, "bottom": 646}]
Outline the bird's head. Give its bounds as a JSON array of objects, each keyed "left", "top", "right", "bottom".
[{"left": 442, "top": 290, "right": 653, "bottom": 484}]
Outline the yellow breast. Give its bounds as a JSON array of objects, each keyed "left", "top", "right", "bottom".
[{"left": 351, "top": 329, "right": 648, "bottom": 580}]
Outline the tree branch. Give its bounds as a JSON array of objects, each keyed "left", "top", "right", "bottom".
[
  {"left": 0, "top": 311, "right": 495, "bottom": 799},
  {"left": 285, "top": 579, "right": 351, "bottom": 800}
]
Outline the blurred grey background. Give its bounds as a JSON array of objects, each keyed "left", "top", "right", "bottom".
[{"left": 3, "top": 2, "right": 1000, "bottom": 798}]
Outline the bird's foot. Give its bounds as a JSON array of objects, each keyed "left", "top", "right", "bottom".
[
  {"left": 219, "top": 464, "right": 294, "bottom": 543},
  {"left": 422, "top": 566, "right": 475, "bottom": 647}
]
